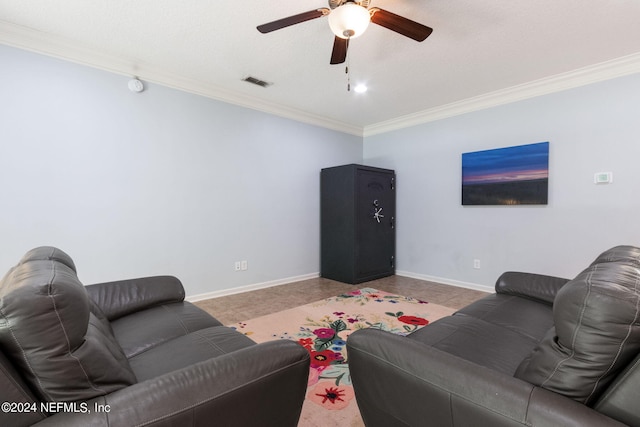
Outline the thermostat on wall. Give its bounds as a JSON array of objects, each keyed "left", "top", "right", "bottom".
[{"left": 594, "top": 172, "right": 613, "bottom": 184}]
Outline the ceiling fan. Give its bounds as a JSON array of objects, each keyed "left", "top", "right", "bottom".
[{"left": 257, "top": 0, "right": 433, "bottom": 65}]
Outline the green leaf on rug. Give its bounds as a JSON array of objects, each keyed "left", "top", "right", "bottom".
[
  {"left": 330, "top": 319, "right": 347, "bottom": 333},
  {"left": 366, "top": 322, "right": 384, "bottom": 329},
  {"left": 385, "top": 311, "right": 404, "bottom": 318},
  {"left": 315, "top": 338, "right": 335, "bottom": 351}
]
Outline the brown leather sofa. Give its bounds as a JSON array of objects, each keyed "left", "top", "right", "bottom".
[
  {"left": 348, "top": 245, "right": 640, "bottom": 426},
  {"left": 0, "top": 247, "right": 310, "bottom": 427}
]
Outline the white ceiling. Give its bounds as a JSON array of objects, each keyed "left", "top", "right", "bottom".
[{"left": 2, "top": 1, "right": 640, "bottom": 136}]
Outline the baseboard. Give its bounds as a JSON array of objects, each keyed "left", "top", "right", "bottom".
[
  {"left": 186, "top": 272, "right": 320, "bottom": 302},
  {"left": 187, "top": 270, "right": 492, "bottom": 302},
  {"left": 395, "top": 270, "right": 494, "bottom": 294}
]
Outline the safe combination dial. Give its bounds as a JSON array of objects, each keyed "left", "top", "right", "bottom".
[{"left": 372, "top": 199, "right": 384, "bottom": 223}]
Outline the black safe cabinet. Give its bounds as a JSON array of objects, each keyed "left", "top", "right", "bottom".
[{"left": 321, "top": 164, "right": 396, "bottom": 284}]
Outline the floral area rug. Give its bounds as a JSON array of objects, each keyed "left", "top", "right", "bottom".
[{"left": 229, "top": 288, "right": 455, "bottom": 426}]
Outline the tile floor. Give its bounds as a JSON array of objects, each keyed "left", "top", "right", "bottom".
[{"left": 194, "top": 275, "right": 489, "bottom": 324}]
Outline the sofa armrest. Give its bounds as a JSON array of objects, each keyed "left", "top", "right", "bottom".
[
  {"left": 347, "top": 329, "right": 625, "bottom": 427},
  {"left": 32, "top": 340, "right": 310, "bottom": 427},
  {"left": 495, "top": 271, "right": 570, "bottom": 304},
  {"left": 85, "top": 276, "right": 186, "bottom": 321}
]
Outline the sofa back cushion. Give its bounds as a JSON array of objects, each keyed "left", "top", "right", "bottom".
[
  {"left": 0, "top": 247, "right": 136, "bottom": 402},
  {"left": 515, "top": 245, "right": 640, "bottom": 405}
]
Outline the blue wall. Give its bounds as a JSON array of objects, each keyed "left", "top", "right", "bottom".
[
  {"left": 0, "top": 44, "right": 363, "bottom": 295},
  {"left": 3, "top": 42, "right": 639, "bottom": 295},
  {"left": 364, "top": 74, "right": 640, "bottom": 289}
]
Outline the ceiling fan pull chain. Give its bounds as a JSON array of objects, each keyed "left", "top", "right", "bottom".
[
  {"left": 346, "top": 65, "right": 350, "bottom": 91},
  {"left": 346, "top": 36, "right": 351, "bottom": 91}
]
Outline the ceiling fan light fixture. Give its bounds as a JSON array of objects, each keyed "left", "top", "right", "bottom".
[
  {"left": 354, "top": 83, "right": 368, "bottom": 93},
  {"left": 328, "top": 2, "right": 370, "bottom": 39}
]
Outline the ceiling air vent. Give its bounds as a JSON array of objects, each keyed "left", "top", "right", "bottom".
[{"left": 243, "top": 76, "right": 272, "bottom": 88}]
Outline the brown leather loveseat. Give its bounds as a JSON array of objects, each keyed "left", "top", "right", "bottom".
[
  {"left": 348, "top": 245, "right": 640, "bottom": 426},
  {"left": 0, "top": 246, "right": 310, "bottom": 426}
]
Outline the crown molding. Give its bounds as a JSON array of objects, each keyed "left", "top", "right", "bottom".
[
  {"left": 363, "top": 52, "right": 640, "bottom": 137},
  {"left": 0, "top": 21, "right": 363, "bottom": 137},
  {"left": 2, "top": 20, "right": 639, "bottom": 139}
]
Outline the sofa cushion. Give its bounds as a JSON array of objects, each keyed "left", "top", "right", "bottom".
[
  {"left": 408, "top": 314, "right": 542, "bottom": 375},
  {"left": 127, "top": 326, "right": 256, "bottom": 381},
  {"left": 515, "top": 246, "right": 640, "bottom": 405},
  {"left": 110, "top": 301, "right": 223, "bottom": 358},
  {"left": 455, "top": 293, "right": 554, "bottom": 341},
  {"left": 0, "top": 248, "right": 136, "bottom": 402}
]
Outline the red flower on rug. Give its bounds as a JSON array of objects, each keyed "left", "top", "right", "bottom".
[
  {"left": 298, "top": 338, "right": 313, "bottom": 349},
  {"left": 308, "top": 381, "right": 354, "bottom": 410},
  {"left": 313, "top": 327, "right": 335, "bottom": 339},
  {"left": 309, "top": 349, "right": 343, "bottom": 368},
  {"left": 398, "top": 315, "right": 429, "bottom": 326}
]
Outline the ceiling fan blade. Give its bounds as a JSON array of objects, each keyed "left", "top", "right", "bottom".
[
  {"left": 330, "top": 36, "right": 348, "bottom": 64},
  {"left": 257, "top": 8, "right": 329, "bottom": 33},
  {"left": 370, "top": 8, "right": 433, "bottom": 42}
]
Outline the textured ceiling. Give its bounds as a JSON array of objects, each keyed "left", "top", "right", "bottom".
[{"left": 1, "top": 1, "right": 640, "bottom": 135}]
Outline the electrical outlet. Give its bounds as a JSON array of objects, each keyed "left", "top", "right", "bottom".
[
  {"left": 241, "top": 260, "right": 248, "bottom": 271},
  {"left": 473, "top": 259, "right": 481, "bottom": 269},
  {"left": 234, "top": 261, "right": 241, "bottom": 271}
]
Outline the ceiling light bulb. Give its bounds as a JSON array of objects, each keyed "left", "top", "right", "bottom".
[
  {"left": 328, "top": 3, "right": 371, "bottom": 39},
  {"left": 354, "top": 84, "right": 368, "bottom": 93}
]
